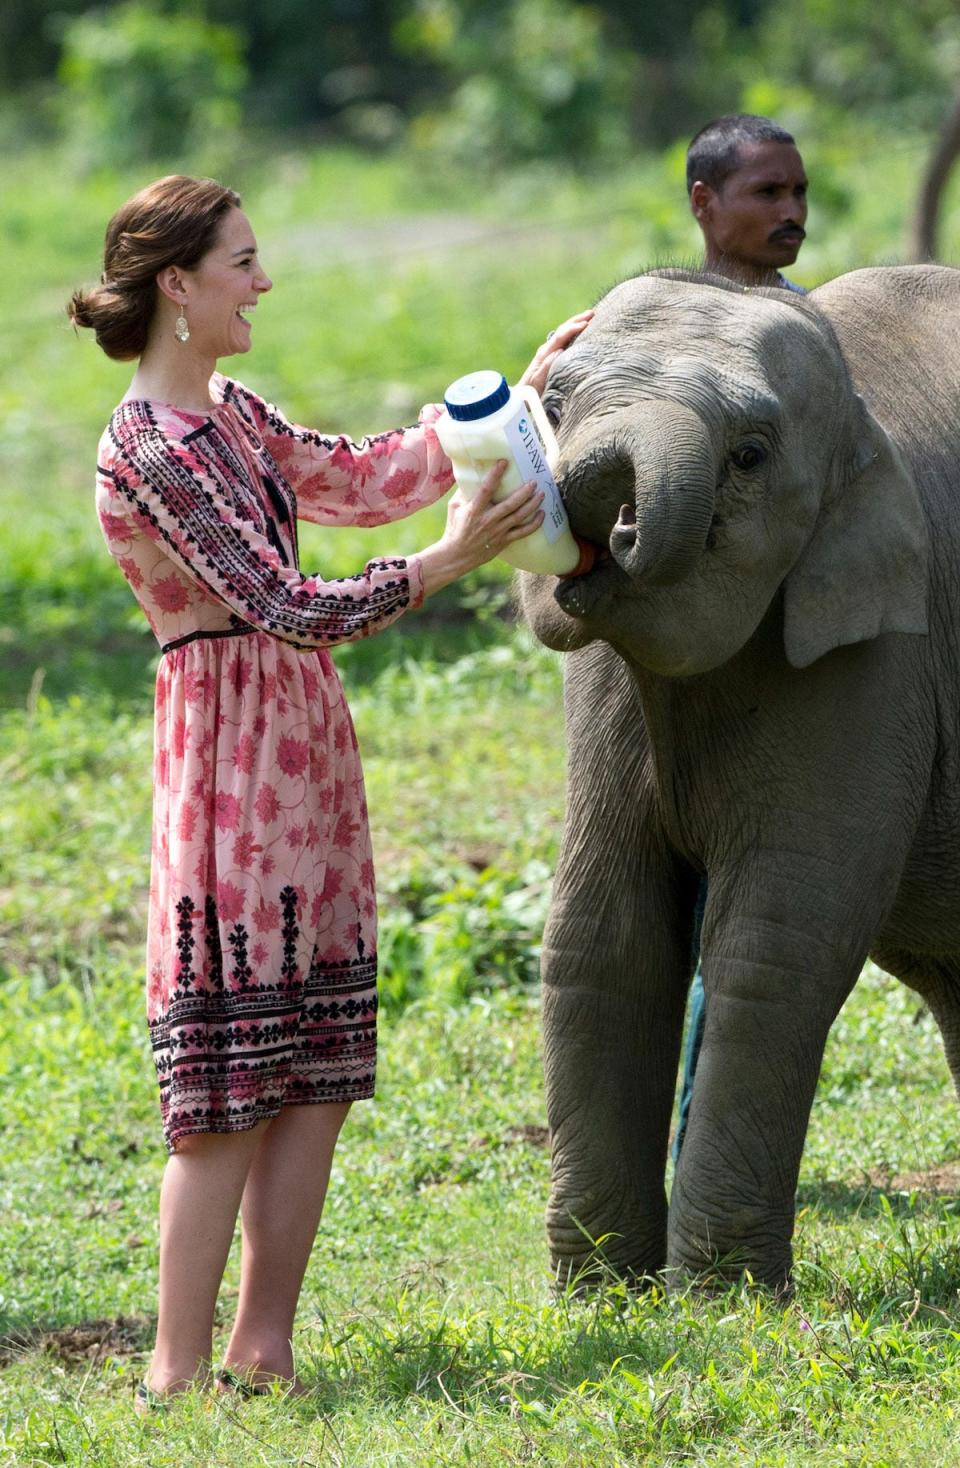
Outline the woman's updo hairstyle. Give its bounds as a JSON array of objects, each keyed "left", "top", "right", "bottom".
[{"left": 68, "top": 175, "right": 242, "bottom": 361}]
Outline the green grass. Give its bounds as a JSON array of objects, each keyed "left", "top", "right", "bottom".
[
  {"left": 3, "top": 962, "right": 960, "bottom": 1465},
  {"left": 4, "top": 131, "right": 960, "bottom": 1464}
]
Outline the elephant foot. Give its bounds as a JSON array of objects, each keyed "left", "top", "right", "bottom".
[
  {"left": 665, "top": 1226, "right": 793, "bottom": 1295},
  {"left": 667, "top": 1166, "right": 797, "bottom": 1293},
  {"left": 547, "top": 1208, "right": 666, "bottom": 1293}
]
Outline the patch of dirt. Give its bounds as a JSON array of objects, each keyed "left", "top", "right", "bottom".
[
  {"left": 276, "top": 213, "right": 599, "bottom": 269},
  {"left": 0, "top": 1315, "right": 151, "bottom": 1368},
  {"left": 452, "top": 844, "right": 502, "bottom": 873},
  {"left": 504, "top": 1124, "right": 550, "bottom": 1149},
  {"left": 868, "top": 1160, "right": 960, "bottom": 1195},
  {"left": 463, "top": 1125, "right": 549, "bottom": 1155}
]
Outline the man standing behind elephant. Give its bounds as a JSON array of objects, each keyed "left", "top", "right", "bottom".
[
  {"left": 688, "top": 113, "right": 808, "bottom": 290},
  {"left": 673, "top": 113, "right": 810, "bottom": 1159}
]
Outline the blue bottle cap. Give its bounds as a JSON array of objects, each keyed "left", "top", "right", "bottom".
[{"left": 443, "top": 370, "right": 510, "bottom": 421}]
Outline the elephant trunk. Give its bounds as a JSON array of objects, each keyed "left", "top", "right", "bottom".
[{"left": 601, "top": 403, "right": 718, "bottom": 586}]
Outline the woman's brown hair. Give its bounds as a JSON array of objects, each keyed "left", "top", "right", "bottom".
[{"left": 68, "top": 175, "right": 242, "bottom": 361}]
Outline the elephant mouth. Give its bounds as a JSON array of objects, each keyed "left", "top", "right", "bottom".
[
  {"left": 553, "top": 546, "right": 628, "bottom": 619},
  {"left": 557, "top": 541, "right": 613, "bottom": 584}
]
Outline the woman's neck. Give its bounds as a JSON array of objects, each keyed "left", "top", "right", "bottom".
[{"left": 127, "top": 337, "right": 220, "bottom": 413}]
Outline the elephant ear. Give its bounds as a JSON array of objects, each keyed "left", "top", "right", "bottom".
[{"left": 782, "top": 398, "right": 928, "bottom": 669}]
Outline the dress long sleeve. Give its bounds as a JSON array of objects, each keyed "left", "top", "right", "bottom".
[
  {"left": 232, "top": 383, "right": 455, "bottom": 527},
  {"left": 97, "top": 389, "right": 403, "bottom": 1152},
  {"left": 101, "top": 423, "right": 424, "bottom": 650}
]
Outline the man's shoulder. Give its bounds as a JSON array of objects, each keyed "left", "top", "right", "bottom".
[{"left": 776, "top": 275, "right": 808, "bottom": 295}]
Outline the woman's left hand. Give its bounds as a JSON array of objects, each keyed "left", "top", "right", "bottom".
[{"left": 519, "top": 309, "right": 595, "bottom": 397}]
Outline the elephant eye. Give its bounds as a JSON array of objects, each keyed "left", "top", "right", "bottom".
[
  {"left": 730, "top": 441, "right": 768, "bottom": 472},
  {"left": 542, "top": 397, "right": 562, "bottom": 428}
]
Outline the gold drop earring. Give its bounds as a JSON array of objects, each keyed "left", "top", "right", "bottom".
[{"left": 174, "top": 304, "right": 190, "bottom": 344}]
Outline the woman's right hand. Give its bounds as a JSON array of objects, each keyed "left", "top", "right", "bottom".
[{"left": 417, "top": 460, "right": 544, "bottom": 598}]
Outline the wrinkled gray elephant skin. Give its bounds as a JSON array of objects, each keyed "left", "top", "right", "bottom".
[{"left": 520, "top": 265, "right": 960, "bottom": 1291}]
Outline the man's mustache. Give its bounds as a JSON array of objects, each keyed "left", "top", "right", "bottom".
[{"left": 769, "top": 224, "right": 806, "bottom": 243}]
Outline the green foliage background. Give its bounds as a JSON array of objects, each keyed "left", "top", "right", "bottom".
[{"left": 3, "top": 0, "right": 960, "bottom": 162}]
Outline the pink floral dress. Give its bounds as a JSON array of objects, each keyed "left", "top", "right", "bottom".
[{"left": 96, "top": 373, "right": 453, "bottom": 1151}]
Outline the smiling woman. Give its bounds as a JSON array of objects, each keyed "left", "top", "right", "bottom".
[
  {"left": 147, "top": 204, "right": 275, "bottom": 375},
  {"left": 66, "top": 173, "right": 592, "bottom": 1413}
]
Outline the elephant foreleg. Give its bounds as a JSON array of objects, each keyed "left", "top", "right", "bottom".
[
  {"left": 543, "top": 650, "right": 697, "bottom": 1283},
  {"left": 668, "top": 840, "right": 894, "bottom": 1290}
]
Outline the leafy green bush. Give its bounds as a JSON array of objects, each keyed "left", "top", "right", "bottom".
[
  {"left": 58, "top": 2, "right": 247, "bottom": 166},
  {"left": 755, "top": 0, "right": 960, "bottom": 128},
  {"left": 398, "top": 0, "right": 631, "bottom": 164},
  {"left": 378, "top": 859, "right": 552, "bottom": 1012}
]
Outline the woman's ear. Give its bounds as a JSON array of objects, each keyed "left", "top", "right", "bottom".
[
  {"left": 155, "top": 264, "right": 188, "bottom": 307},
  {"left": 783, "top": 396, "right": 928, "bottom": 669}
]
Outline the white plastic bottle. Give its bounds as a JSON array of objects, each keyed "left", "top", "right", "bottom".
[{"left": 434, "top": 370, "right": 594, "bottom": 576}]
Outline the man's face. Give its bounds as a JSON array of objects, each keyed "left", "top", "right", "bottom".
[{"left": 692, "top": 140, "right": 808, "bottom": 272}]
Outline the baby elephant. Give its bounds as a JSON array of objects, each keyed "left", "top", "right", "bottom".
[{"left": 521, "top": 265, "right": 960, "bottom": 1290}]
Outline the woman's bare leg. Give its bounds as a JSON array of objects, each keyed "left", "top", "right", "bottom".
[
  {"left": 222, "top": 1102, "right": 351, "bottom": 1387},
  {"left": 148, "top": 1123, "right": 268, "bottom": 1394}
]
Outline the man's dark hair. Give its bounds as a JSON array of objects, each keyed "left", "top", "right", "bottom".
[{"left": 685, "top": 114, "right": 795, "bottom": 195}]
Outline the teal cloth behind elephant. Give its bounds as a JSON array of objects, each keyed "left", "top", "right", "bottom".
[
  {"left": 672, "top": 883, "right": 708, "bottom": 1163},
  {"left": 520, "top": 264, "right": 956, "bottom": 1291},
  {"left": 672, "top": 972, "right": 705, "bottom": 1163}
]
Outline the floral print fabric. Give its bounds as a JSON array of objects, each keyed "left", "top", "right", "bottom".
[{"left": 96, "top": 374, "right": 452, "bottom": 1149}]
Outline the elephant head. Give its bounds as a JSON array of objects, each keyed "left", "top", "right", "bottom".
[{"left": 521, "top": 272, "right": 928, "bottom": 674}]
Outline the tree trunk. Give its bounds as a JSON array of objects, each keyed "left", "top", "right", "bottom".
[{"left": 912, "top": 91, "right": 960, "bottom": 262}]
